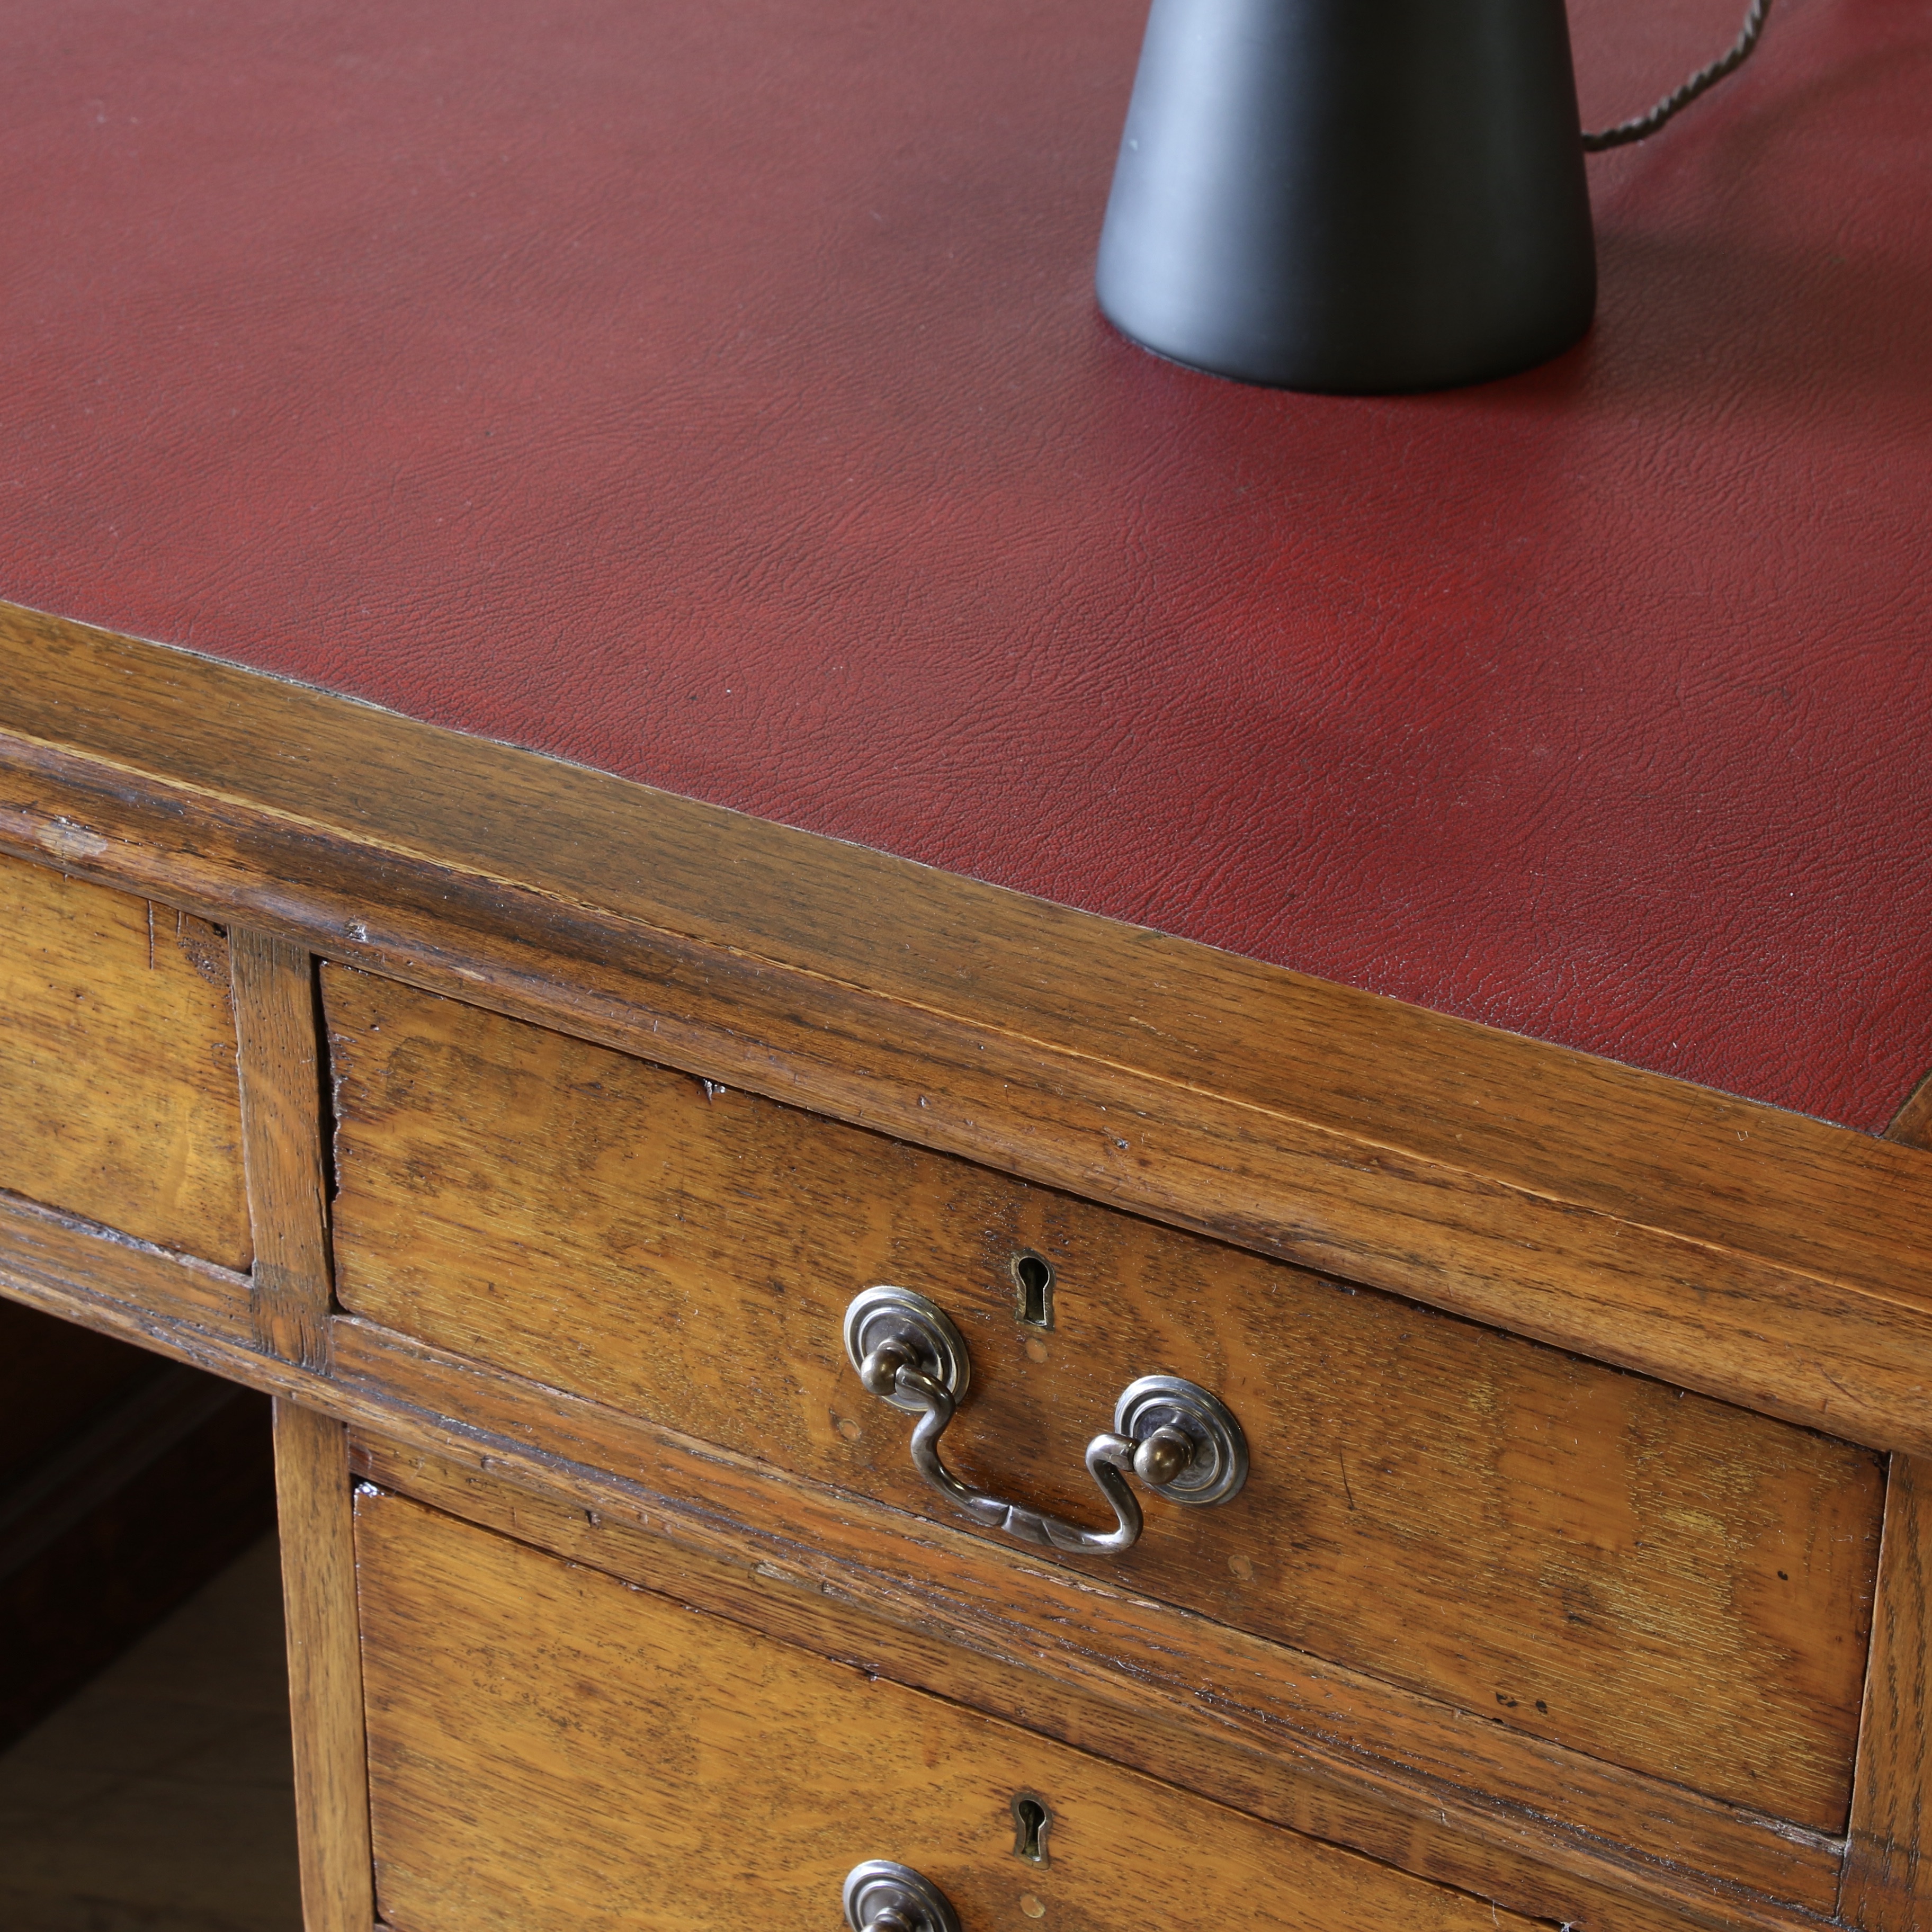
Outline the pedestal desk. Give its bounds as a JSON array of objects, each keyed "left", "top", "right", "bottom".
[{"left": 3, "top": 2, "right": 1931, "bottom": 1930}]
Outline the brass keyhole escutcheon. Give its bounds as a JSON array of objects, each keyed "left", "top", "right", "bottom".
[
  {"left": 1011, "top": 1792, "right": 1053, "bottom": 1867},
  {"left": 1011, "top": 1252, "right": 1054, "bottom": 1330}
]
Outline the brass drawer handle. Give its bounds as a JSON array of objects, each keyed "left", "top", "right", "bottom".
[
  {"left": 844, "top": 1861, "right": 961, "bottom": 1932},
  {"left": 844, "top": 1286, "right": 1248, "bottom": 1556}
]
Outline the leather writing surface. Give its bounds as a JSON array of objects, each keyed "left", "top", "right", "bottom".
[{"left": 0, "top": 0, "right": 1927, "bottom": 1129}]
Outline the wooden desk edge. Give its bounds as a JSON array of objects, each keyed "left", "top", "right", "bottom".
[{"left": 3, "top": 602, "right": 1929, "bottom": 1457}]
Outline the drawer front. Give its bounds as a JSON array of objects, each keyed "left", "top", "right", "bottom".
[
  {"left": 327, "top": 967, "right": 1882, "bottom": 1830},
  {"left": 356, "top": 1486, "right": 1541, "bottom": 1932},
  {"left": 0, "top": 853, "right": 249, "bottom": 1267}
]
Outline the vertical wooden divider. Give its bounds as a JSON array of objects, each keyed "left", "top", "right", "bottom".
[
  {"left": 1841, "top": 1106, "right": 1932, "bottom": 1931},
  {"left": 275, "top": 1401, "right": 377, "bottom": 1932},
  {"left": 232, "top": 926, "right": 374, "bottom": 1932},
  {"left": 231, "top": 928, "right": 334, "bottom": 1371}
]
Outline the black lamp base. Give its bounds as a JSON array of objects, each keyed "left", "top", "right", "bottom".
[{"left": 1095, "top": 0, "right": 1598, "bottom": 393}]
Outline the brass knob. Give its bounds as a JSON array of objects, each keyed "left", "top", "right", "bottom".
[
  {"left": 858, "top": 1336, "right": 917, "bottom": 1400},
  {"left": 1131, "top": 1424, "right": 1195, "bottom": 1489}
]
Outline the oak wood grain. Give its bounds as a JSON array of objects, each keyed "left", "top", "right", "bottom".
[
  {"left": 1, "top": 596, "right": 1920, "bottom": 1300},
  {"left": 0, "top": 1206, "right": 1841, "bottom": 1931},
  {"left": 328, "top": 1314, "right": 1842, "bottom": 1922},
  {"left": 232, "top": 929, "right": 333, "bottom": 1370},
  {"left": 4, "top": 610, "right": 1932, "bottom": 1462},
  {"left": 1885, "top": 1072, "right": 1932, "bottom": 1151},
  {"left": 354, "top": 1486, "right": 1548, "bottom": 1932},
  {"left": 0, "top": 1187, "right": 254, "bottom": 1345},
  {"left": 324, "top": 962, "right": 1882, "bottom": 1832},
  {"left": 350, "top": 1429, "right": 1823, "bottom": 1932},
  {"left": 1840, "top": 1453, "right": 1932, "bottom": 1931},
  {"left": 1835, "top": 1095, "right": 1932, "bottom": 1930},
  {"left": 274, "top": 1400, "right": 374, "bottom": 1932},
  {"left": 0, "top": 846, "right": 249, "bottom": 1266}
]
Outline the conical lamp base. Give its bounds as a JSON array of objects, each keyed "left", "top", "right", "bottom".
[{"left": 1095, "top": 0, "right": 1598, "bottom": 393}]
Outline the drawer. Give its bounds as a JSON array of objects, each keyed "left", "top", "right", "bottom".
[
  {"left": 0, "top": 852, "right": 249, "bottom": 1267},
  {"left": 326, "top": 966, "right": 1883, "bottom": 1831},
  {"left": 355, "top": 1484, "right": 1543, "bottom": 1932}
]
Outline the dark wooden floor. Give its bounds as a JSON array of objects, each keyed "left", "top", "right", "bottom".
[{"left": 0, "top": 1534, "right": 303, "bottom": 1931}]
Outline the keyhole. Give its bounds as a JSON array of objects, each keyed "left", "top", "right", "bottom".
[
  {"left": 1011, "top": 1253, "right": 1054, "bottom": 1330},
  {"left": 1011, "top": 1793, "right": 1053, "bottom": 1866}
]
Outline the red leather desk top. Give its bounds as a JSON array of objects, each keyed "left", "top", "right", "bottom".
[{"left": 3, "top": 0, "right": 1928, "bottom": 1131}]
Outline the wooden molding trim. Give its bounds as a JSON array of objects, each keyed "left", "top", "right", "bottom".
[
  {"left": 3, "top": 605, "right": 1931, "bottom": 1460},
  {"left": 1840, "top": 1451, "right": 1932, "bottom": 1931},
  {"left": 324, "top": 1318, "right": 1844, "bottom": 1922},
  {"left": 274, "top": 1400, "right": 376, "bottom": 1932},
  {"left": 0, "top": 1189, "right": 1844, "bottom": 1932},
  {"left": 0, "top": 1189, "right": 252, "bottom": 1346},
  {"left": 1836, "top": 1104, "right": 1932, "bottom": 1930},
  {"left": 1889, "top": 1070, "right": 1932, "bottom": 1152},
  {"left": 354, "top": 1479, "right": 1559, "bottom": 1932}
]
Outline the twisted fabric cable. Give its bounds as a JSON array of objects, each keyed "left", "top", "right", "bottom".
[{"left": 1582, "top": 0, "right": 1774, "bottom": 150}]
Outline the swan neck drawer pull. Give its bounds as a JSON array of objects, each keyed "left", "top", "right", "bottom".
[
  {"left": 844, "top": 1285, "right": 1248, "bottom": 1557},
  {"left": 844, "top": 1861, "right": 962, "bottom": 1932}
]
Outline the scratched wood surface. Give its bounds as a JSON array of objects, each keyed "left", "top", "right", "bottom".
[
  {"left": 327, "top": 965, "right": 1883, "bottom": 1832},
  {"left": 0, "top": 1188, "right": 254, "bottom": 1347},
  {"left": 0, "top": 851, "right": 248, "bottom": 1266},
  {"left": 0, "top": 1195, "right": 1840, "bottom": 1924},
  {"left": 352, "top": 1430, "right": 1833, "bottom": 1932},
  {"left": 329, "top": 1316, "right": 1843, "bottom": 1919},
  {"left": 232, "top": 931, "right": 334, "bottom": 1370},
  {"left": 355, "top": 1487, "right": 1545, "bottom": 1932}
]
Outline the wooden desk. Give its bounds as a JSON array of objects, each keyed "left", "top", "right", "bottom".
[{"left": 3, "top": 2, "right": 1930, "bottom": 1930}]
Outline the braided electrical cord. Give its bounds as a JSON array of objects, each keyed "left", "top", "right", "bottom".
[{"left": 1581, "top": 0, "right": 1774, "bottom": 151}]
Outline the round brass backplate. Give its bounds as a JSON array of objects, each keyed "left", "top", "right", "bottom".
[
  {"left": 1114, "top": 1374, "right": 1248, "bottom": 1506},
  {"left": 843, "top": 1286, "right": 971, "bottom": 1414}
]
